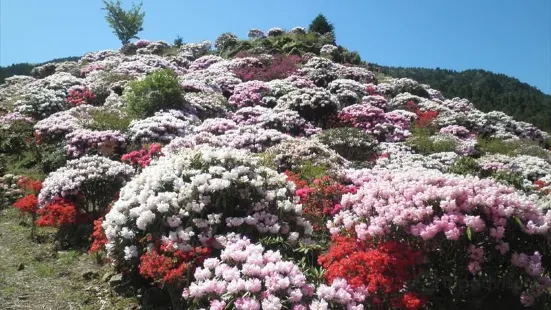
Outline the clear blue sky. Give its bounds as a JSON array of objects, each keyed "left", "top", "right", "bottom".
[{"left": 1, "top": 0, "right": 550, "bottom": 94}]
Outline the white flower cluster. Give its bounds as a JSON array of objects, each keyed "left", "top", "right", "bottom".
[
  {"left": 14, "top": 85, "right": 68, "bottom": 119},
  {"left": 102, "top": 146, "right": 312, "bottom": 263},
  {"left": 327, "top": 79, "right": 367, "bottom": 107},
  {"left": 0, "top": 174, "right": 23, "bottom": 208},
  {"left": 65, "top": 129, "right": 128, "bottom": 158},
  {"left": 230, "top": 106, "right": 321, "bottom": 137},
  {"left": 183, "top": 92, "right": 229, "bottom": 119},
  {"left": 136, "top": 41, "right": 170, "bottom": 56},
  {"left": 267, "top": 27, "right": 285, "bottom": 37},
  {"left": 320, "top": 44, "right": 338, "bottom": 55},
  {"left": 275, "top": 87, "right": 340, "bottom": 124},
  {"left": 33, "top": 104, "right": 98, "bottom": 142},
  {"left": 178, "top": 41, "right": 212, "bottom": 60},
  {"left": 127, "top": 110, "right": 200, "bottom": 144},
  {"left": 478, "top": 154, "right": 551, "bottom": 181},
  {"left": 38, "top": 155, "right": 134, "bottom": 207}
]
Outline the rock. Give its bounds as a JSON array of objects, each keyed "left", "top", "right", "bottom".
[
  {"left": 108, "top": 273, "right": 123, "bottom": 287},
  {"left": 82, "top": 270, "right": 99, "bottom": 280},
  {"left": 101, "top": 271, "right": 115, "bottom": 283},
  {"left": 18, "top": 294, "right": 29, "bottom": 300},
  {"left": 17, "top": 263, "right": 25, "bottom": 271}
]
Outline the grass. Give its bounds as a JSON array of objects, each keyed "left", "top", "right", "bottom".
[{"left": 0, "top": 207, "right": 141, "bottom": 309}]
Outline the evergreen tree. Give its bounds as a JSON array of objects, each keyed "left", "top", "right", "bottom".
[
  {"left": 102, "top": 0, "right": 145, "bottom": 45},
  {"left": 308, "top": 14, "right": 334, "bottom": 35}
]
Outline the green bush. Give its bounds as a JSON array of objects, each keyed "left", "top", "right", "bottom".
[
  {"left": 447, "top": 156, "right": 480, "bottom": 176},
  {"left": 0, "top": 120, "right": 34, "bottom": 154},
  {"left": 124, "top": 69, "right": 184, "bottom": 118},
  {"left": 88, "top": 109, "right": 134, "bottom": 132},
  {"left": 406, "top": 128, "right": 457, "bottom": 155},
  {"left": 491, "top": 171, "right": 526, "bottom": 191},
  {"left": 315, "top": 127, "right": 378, "bottom": 161},
  {"left": 478, "top": 138, "right": 551, "bottom": 160}
]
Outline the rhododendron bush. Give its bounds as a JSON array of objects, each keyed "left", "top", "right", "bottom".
[{"left": 332, "top": 167, "right": 551, "bottom": 307}]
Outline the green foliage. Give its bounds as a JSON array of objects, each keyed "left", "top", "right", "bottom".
[
  {"left": 376, "top": 65, "right": 551, "bottom": 132},
  {"left": 88, "top": 109, "right": 134, "bottom": 132},
  {"left": 102, "top": 0, "right": 145, "bottom": 45},
  {"left": 315, "top": 127, "right": 378, "bottom": 161},
  {"left": 39, "top": 144, "right": 67, "bottom": 174},
  {"left": 173, "top": 35, "right": 183, "bottom": 47},
  {"left": 296, "top": 161, "right": 329, "bottom": 181},
  {"left": 124, "top": 69, "right": 183, "bottom": 118},
  {"left": 308, "top": 14, "right": 334, "bottom": 35},
  {"left": 447, "top": 156, "right": 480, "bottom": 176},
  {"left": 0, "top": 120, "right": 34, "bottom": 154},
  {"left": 491, "top": 171, "right": 526, "bottom": 191},
  {"left": 406, "top": 128, "right": 457, "bottom": 155},
  {"left": 477, "top": 138, "right": 551, "bottom": 160}
]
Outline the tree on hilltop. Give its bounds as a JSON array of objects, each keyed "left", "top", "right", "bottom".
[
  {"left": 102, "top": 0, "right": 145, "bottom": 45},
  {"left": 309, "top": 14, "right": 334, "bottom": 35}
]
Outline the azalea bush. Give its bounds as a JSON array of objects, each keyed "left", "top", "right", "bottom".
[
  {"left": 332, "top": 167, "right": 551, "bottom": 308},
  {"left": 233, "top": 54, "right": 301, "bottom": 82}
]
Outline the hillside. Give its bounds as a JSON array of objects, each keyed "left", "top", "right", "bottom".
[
  {"left": 1, "top": 25, "right": 551, "bottom": 310},
  {"left": 375, "top": 66, "right": 551, "bottom": 131},
  {"left": 3, "top": 58, "right": 549, "bottom": 133},
  {"left": 0, "top": 56, "right": 80, "bottom": 84}
]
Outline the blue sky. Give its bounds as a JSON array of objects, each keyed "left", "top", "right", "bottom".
[{"left": 1, "top": 0, "right": 550, "bottom": 93}]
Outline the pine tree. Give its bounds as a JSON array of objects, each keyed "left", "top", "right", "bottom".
[
  {"left": 102, "top": 0, "right": 145, "bottom": 45},
  {"left": 308, "top": 14, "right": 334, "bottom": 35}
]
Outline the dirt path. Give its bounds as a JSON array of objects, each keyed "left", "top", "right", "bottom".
[{"left": 0, "top": 208, "right": 140, "bottom": 310}]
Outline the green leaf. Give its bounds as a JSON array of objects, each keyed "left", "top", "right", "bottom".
[{"left": 466, "top": 226, "right": 472, "bottom": 241}]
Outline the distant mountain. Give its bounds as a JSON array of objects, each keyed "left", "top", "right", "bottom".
[
  {"left": 373, "top": 66, "right": 551, "bottom": 132},
  {"left": 0, "top": 56, "right": 80, "bottom": 84}
]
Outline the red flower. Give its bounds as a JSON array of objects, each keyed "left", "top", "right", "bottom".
[
  {"left": 36, "top": 198, "right": 77, "bottom": 227},
  {"left": 13, "top": 194, "right": 38, "bottom": 215}
]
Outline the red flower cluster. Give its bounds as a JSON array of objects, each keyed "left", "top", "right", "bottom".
[
  {"left": 13, "top": 194, "right": 39, "bottom": 215},
  {"left": 139, "top": 241, "right": 211, "bottom": 288},
  {"left": 233, "top": 54, "right": 301, "bottom": 82},
  {"left": 534, "top": 180, "right": 551, "bottom": 194},
  {"left": 406, "top": 101, "right": 439, "bottom": 128},
  {"left": 17, "top": 176, "right": 43, "bottom": 194},
  {"left": 122, "top": 144, "right": 164, "bottom": 169},
  {"left": 286, "top": 171, "right": 356, "bottom": 231},
  {"left": 36, "top": 197, "right": 78, "bottom": 227},
  {"left": 366, "top": 85, "right": 379, "bottom": 96},
  {"left": 66, "top": 87, "right": 97, "bottom": 106},
  {"left": 89, "top": 216, "right": 108, "bottom": 254},
  {"left": 13, "top": 177, "right": 42, "bottom": 216},
  {"left": 318, "top": 235, "right": 425, "bottom": 309}
]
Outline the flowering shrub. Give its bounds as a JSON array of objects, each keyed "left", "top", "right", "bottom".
[
  {"left": 315, "top": 127, "right": 379, "bottom": 161},
  {"left": 194, "top": 118, "right": 238, "bottom": 135},
  {"left": 288, "top": 172, "right": 355, "bottom": 232},
  {"left": 65, "top": 129, "right": 127, "bottom": 158},
  {"left": 337, "top": 103, "right": 413, "bottom": 142},
  {"left": 183, "top": 92, "right": 229, "bottom": 120},
  {"left": 330, "top": 167, "right": 551, "bottom": 307},
  {"left": 327, "top": 79, "right": 367, "bottom": 107},
  {"left": 0, "top": 174, "right": 23, "bottom": 209},
  {"left": 36, "top": 197, "right": 78, "bottom": 227},
  {"left": 13, "top": 177, "right": 42, "bottom": 237},
  {"left": 317, "top": 234, "right": 425, "bottom": 309},
  {"left": 121, "top": 143, "right": 164, "bottom": 170},
  {"left": 228, "top": 81, "right": 272, "bottom": 108},
  {"left": 233, "top": 54, "right": 301, "bottom": 82},
  {"left": 406, "top": 101, "right": 440, "bottom": 128},
  {"left": 127, "top": 110, "right": 199, "bottom": 144},
  {"left": 214, "top": 32, "right": 238, "bottom": 52},
  {"left": 183, "top": 234, "right": 314, "bottom": 309},
  {"left": 102, "top": 145, "right": 312, "bottom": 264},
  {"left": 275, "top": 87, "right": 340, "bottom": 127},
  {"left": 14, "top": 85, "right": 68, "bottom": 119},
  {"left": 230, "top": 106, "right": 321, "bottom": 137},
  {"left": 66, "top": 86, "right": 97, "bottom": 106},
  {"left": 39, "top": 155, "right": 134, "bottom": 216}
]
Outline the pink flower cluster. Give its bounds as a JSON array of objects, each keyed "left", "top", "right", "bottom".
[
  {"left": 338, "top": 103, "right": 412, "bottom": 142},
  {"left": 439, "top": 125, "right": 471, "bottom": 139},
  {"left": 228, "top": 81, "right": 272, "bottom": 108},
  {"left": 194, "top": 118, "right": 238, "bottom": 135},
  {"left": 511, "top": 251, "right": 551, "bottom": 306},
  {"left": 65, "top": 129, "right": 127, "bottom": 158},
  {"left": 183, "top": 234, "right": 314, "bottom": 309}
]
